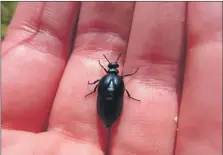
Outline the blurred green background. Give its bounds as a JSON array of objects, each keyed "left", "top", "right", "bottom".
[{"left": 1, "top": 2, "right": 18, "bottom": 40}]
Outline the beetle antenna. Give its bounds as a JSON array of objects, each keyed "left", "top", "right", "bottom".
[
  {"left": 103, "top": 54, "right": 111, "bottom": 63},
  {"left": 115, "top": 53, "right": 122, "bottom": 63}
]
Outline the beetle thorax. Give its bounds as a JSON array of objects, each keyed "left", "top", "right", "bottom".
[
  {"left": 108, "top": 68, "right": 119, "bottom": 74},
  {"left": 108, "top": 62, "right": 119, "bottom": 74}
]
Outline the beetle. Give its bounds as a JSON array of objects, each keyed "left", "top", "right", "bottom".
[{"left": 85, "top": 53, "right": 140, "bottom": 128}]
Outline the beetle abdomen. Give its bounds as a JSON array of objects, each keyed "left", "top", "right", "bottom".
[
  {"left": 97, "top": 95, "right": 123, "bottom": 127},
  {"left": 97, "top": 74, "right": 125, "bottom": 127}
]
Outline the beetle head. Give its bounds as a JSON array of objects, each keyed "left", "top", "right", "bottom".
[
  {"left": 103, "top": 53, "right": 122, "bottom": 74},
  {"left": 108, "top": 62, "right": 119, "bottom": 69}
]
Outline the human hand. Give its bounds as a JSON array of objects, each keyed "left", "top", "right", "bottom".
[{"left": 2, "top": 2, "right": 222, "bottom": 155}]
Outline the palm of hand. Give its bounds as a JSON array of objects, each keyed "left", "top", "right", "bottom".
[{"left": 2, "top": 2, "right": 222, "bottom": 155}]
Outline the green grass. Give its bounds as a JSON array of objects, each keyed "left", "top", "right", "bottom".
[{"left": 1, "top": 2, "right": 18, "bottom": 40}]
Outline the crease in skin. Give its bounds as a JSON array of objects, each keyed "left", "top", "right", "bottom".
[
  {"left": 2, "top": 3, "right": 45, "bottom": 58},
  {"left": 133, "top": 78, "right": 177, "bottom": 92},
  {"left": 74, "top": 32, "right": 127, "bottom": 54},
  {"left": 189, "top": 31, "right": 222, "bottom": 47},
  {"left": 76, "top": 8, "right": 134, "bottom": 40},
  {"left": 76, "top": 2, "right": 135, "bottom": 43},
  {"left": 75, "top": 32, "right": 126, "bottom": 47},
  {"left": 4, "top": 129, "right": 103, "bottom": 154},
  {"left": 123, "top": 45, "right": 181, "bottom": 89},
  {"left": 125, "top": 63, "right": 178, "bottom": 90},
  {"left": 3, "top": 2, "right": 69, "bottom": 60},
  {"left": 11, "top": 21, "right": 38, "bottom": 34},
  {"left": 74, "top": 49, "right": 125, "bottom": 64},
  {"left": 49, "top": 127, "right": 103, "bottom": 150}
]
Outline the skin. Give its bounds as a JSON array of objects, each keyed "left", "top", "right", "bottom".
[{"left": 2, "top": 2, "right": 222, "bottom": 155}]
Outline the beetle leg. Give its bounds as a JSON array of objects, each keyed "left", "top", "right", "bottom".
[
  {"left": 98, "top": 60, "right": 108, "bottom": 73},
  {"left": 85, "top": 84, "right": 99, "bottom": 98},
  {"left": 125, "top": 89, "right": 141, "bottom": 102},
  {"left": 88, "top": 79, "right": 100, "bottom": 85},
  {"left": 122, "top": 68, "right": 139, "bottom": 79}
]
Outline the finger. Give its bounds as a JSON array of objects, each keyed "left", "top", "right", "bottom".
[
  {"left": 112, "top": 2, "right": 186, "bottom": 155},
  {"left": 48, "top": 2, "right": 135, "bottom": 151},
  {"left": 2, "top": 2, "right": 80, "bottom": 132},
  {"left": 175, "top": 2, "right": 222, "bottom": 155},
  {"left": 2, "top": 2, "right": 79, "bottom": 59}
]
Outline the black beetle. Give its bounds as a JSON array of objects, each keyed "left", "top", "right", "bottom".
[{"left": 85, "top": 53, "right": 140, "bottom": 128}]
